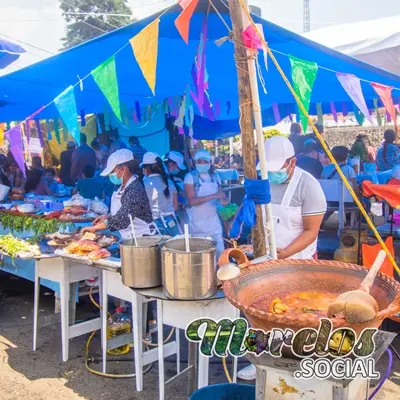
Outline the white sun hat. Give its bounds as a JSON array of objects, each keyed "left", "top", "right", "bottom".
[{"left": 101, "top": 149, "right": 134, "bottom": 176}]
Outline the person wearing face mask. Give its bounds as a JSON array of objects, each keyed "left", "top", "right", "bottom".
[
  {"left": 164, "top": 151, "right": 187, "bottom": 204},
  {"left": 184, "top": 149, "right": 228, "bottom": 258},
  {"left": 142, "top": 152, "right": 180, "bottom": 236},
  {"left": 81, "top": 149, "right": 155, "bottom": 239},
  {"left": 237, "top": 136, "right": 327, "bottom": 381},
  {"left": 263, "top": 136, "right": 327, "bottom": 259}
]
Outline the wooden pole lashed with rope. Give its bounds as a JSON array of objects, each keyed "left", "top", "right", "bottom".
[{"left": 228, "top": 0, "right": 267, "bottom": 258}]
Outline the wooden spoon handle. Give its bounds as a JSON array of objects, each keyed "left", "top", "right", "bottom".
[{"left": 359, "top": 250, "right": 386, "bottom": 293}]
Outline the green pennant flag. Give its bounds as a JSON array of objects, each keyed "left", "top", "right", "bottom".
[
  {"left": 53, "top": 118, "right": 61, "bottom": 144},
  {"left": 316, "top": 102, "right": 324, "bottom": 124},
  {"left": 92, "top": 56, "right": 122, "bottom": 122},
  {"left": 289, "top": 55, "right": 318, "bottom": 133},
  {"left": 373, "top": 98, "right": 382, "bottom": 126},
  {"left": 353, "top": 103, "right": 365, "bottom": 126}
]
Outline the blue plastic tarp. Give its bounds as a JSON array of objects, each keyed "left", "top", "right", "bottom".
[
  {"left": 0, "top": 37, "right": 25, "bottom": 69},
  {"left": 0, "top": 3, "right": 399, "bottom": 139}
]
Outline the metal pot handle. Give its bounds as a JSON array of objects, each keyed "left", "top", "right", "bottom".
[
  {"left": 218, "top": 248, "right": 249, "bottom": 266},
  {"left": 377, "top": 293, "right": 400, "bottom": 320}
]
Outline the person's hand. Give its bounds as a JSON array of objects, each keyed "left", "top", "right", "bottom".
[
  {"left": 215, "top": 192, "right": 227, "bottom": 201},
  {"left": 219, "top": 198, "right": 229, "bottom": 206},
  {"left": 81, "top": 226, "right": 97, "bottom": 234},
  {"left": 93, "top": 215, "right": 107, "bottom": 225},
  {"left": 277, "top": 248, "right": 290, "bottom": 259}
]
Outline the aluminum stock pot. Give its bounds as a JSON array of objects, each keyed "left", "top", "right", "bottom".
[
  {"left": 120, "top": 237, "right": 165, "bottom": 288},
  {"left": 161, "top": 237, "right": 217, "bottom": 300}
]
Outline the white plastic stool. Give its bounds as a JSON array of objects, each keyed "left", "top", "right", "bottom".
[
  {"left": 101, "top": 270, "right": 178, "bottom": 392},
  {"left": 33, "top": 257, "right": 102, "bottom": 362}
]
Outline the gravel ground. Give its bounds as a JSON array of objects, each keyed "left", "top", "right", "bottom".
[{"left": 0, "top": 271, "right": 399, "bottom": 400}]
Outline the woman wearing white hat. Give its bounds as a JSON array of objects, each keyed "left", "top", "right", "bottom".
[
  {"left": 82, "top": 149, "right": 155, "bottom": 238},
  {"left": 184, "top": 149, "right": 227, "bottom": 258},
  {"left": 142, "top": 152, "right": 181, "bottom": 237}
]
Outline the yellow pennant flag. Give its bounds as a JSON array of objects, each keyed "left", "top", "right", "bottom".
[
  {"left": 130, "top": 18, "right": 160, "bottom": 95},
  {"left": 0, "top": 127, "right": 4, "bottom": 146}
]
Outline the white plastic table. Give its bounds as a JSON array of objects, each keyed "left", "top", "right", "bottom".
[{"left": 33, "top": 255, "right": 103, "bottom": 362}]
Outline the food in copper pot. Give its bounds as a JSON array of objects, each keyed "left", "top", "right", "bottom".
[{"left": 258, "top": 291, "right": 338, "bottom": 318}]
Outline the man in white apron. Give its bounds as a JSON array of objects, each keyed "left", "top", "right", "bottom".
[{"left": 238, "top": 136, "right": 327, "bottom": 380}]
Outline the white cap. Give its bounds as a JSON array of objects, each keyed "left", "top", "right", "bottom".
[
  {"left": 141, "top": 152, "right": 160, "bottom": 166},
  {"left": 101, "top": 149, "right": 134, "bottom": 176},
  {"left": 194, "top": 149, "right": 211, "bottom": 162},
  {"left": 258, "top": 136, "right": 295, "bottom": 172},
  {"left": 166, "top": 151, "right": 186, "bottom": 170}
]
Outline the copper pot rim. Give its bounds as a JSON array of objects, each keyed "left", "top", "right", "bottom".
[{"left": 223, "top": 258, "right": 400, "bottom": 327}]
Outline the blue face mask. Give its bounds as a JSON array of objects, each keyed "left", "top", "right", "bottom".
[
  {"left": 196, "top": 163, "right": 210, "bottom": 174},
  {"left": 109, "top": 172, "right": 123, "bottom": 185},
  {"left": 268, "top": 168, "right": 288, "bottom": 185},
  {"left": 170, "top": 169, "right": 180, "bottom": 176}
]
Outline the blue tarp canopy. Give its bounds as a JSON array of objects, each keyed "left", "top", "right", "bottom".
[
  {"left": 0, "top": 38, "right": 25, "bottom": 69},
  {"left": 0, "top": 2, "right": 399, "bottom": 139}
]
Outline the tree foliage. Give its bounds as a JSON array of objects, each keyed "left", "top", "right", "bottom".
[{"left": 60, "top": 0, "right": 133, "bottom": 50}]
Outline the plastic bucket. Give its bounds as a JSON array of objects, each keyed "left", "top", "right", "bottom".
[{"left": 189, "top": 384, "right": 255, "bottom": 400}]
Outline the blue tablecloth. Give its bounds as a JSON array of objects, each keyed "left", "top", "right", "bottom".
[{"left": 215, "top": 169, "right": 240, "bottom": 182}]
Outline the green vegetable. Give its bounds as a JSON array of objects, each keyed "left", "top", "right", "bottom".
[
  {"left": 0, "top": 234, "right": 38, "bottom": 265},
  {"left": 0, "top": 213, "right": 73, "bottom": 235}
]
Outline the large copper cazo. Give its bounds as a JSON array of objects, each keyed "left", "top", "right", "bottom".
[{"left": 220, "top": 249, "right": 400, "bottom": 336}]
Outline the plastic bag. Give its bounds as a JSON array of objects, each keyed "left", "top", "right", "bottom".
[{"left": 90, "top": 197, "right": 109, "bottom": 215}]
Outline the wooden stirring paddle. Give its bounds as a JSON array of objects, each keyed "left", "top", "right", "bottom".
[{"left": 327, "top": 250, "right": 387, "bottom": 323}]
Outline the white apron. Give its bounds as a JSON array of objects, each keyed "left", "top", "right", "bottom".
[
  {"left": 270, "top": 167, "right": 316, "bottom": 259},
  {"left": 110, "top": 176, "right": 152, "bottom": 240},
  {"left": 186, "top": 176, "right": 224, "bottom": 257}
]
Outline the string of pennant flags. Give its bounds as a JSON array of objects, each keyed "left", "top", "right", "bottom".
[{"left": 2, "top": 0, "right": 400, "bottom": 179}]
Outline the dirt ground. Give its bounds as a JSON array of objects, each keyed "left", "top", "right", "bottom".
[{"left": 0, "top": 271, "right": 399, "bottom": 400}]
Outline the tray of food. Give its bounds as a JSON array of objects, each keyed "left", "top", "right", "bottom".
[
  {"left": 46, "top": 231, "right": 118, "bottom": 249},
  {"left": 55, "top": 238, "right": 111, "bottom": 261}
]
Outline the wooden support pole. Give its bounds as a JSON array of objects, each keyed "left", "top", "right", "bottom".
[{"left": 228, "top": 0, "right": 266, "bottom": 258}]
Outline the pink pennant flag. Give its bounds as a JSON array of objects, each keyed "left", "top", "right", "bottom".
[
  {"left": 272, "top": 103, "right": 281, "bottom": 123},
  {"left": 336, "top": 73, "right": 372, "bottom": 123},
  {"left": 178, "top": 127, "right": 184, "bottom": 135},
  {"left": 371, "top": 82, "right": 397, "bottom": 130},
  {"left": 330, "top": 102, "right": 338, "bottom": 122},
  {"left": 242, "top": 25, "right": 263, "bottom": 50},
  {"left": 5, "top": 125, "right": 26, "bottom": 177},
  {"left": 132, "top": 109, "right": 138, "bottom": 124}
]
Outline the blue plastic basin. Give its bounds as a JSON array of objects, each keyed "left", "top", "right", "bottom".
[{"left": 189, "top": 383, "right": 255, "bottom": 400}]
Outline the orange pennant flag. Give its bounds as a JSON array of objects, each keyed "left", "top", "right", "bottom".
[
  {"left": 130, "top": 18, "right": 160, "bottom": 95},
  {"left": 175, "top": 0, "right": 199, "bottom": 44}
]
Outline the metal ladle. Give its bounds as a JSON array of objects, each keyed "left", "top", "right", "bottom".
[{"left": 217, "top": 255, "right": 270, "bottom": 281}]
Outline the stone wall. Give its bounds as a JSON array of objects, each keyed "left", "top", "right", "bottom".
[{"left": 324, "top": 126, "right": 387, "bottom": 149}]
